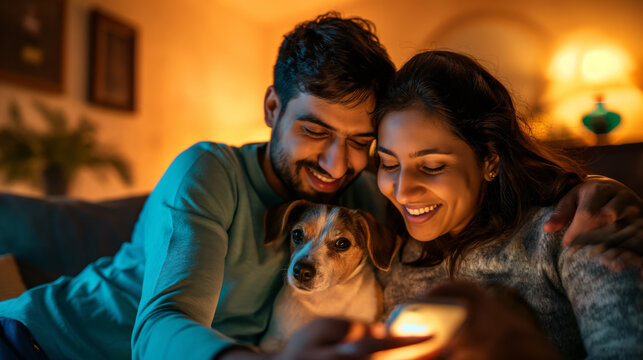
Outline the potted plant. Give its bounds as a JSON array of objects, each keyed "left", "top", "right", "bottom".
[{"left": 0, "top": 101, "right": 132, "bottom": 196}]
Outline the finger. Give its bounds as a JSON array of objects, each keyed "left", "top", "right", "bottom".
[
  {"left": 598, "top": 248, "right": 626, "bottom": 272},
  {"left": 598, "top": 247, "right": 623, "bottom": 262},
  {"left": 598, "top": 192, "right": 642, "bottom": 222},
  {"left": 605, "top": 232, "right": 643, "bottom": 254},
  {"left": 559, "top": 179, "right": 638, "bottom": 245},
  {"left": 338, "top": 334, "right": 433, "bottom": 358},
  {"left": 597, "top": 249, "right": 643, "bottom": 273},
  {"left": 569, "top": 219, "right": 640, "bottom": 248},
  {"left": 366, "top": 336, "right": 438, "bottom": 360},
  {"left": 544, "top": 189, "right": 578, "bottom": 233},
  {"left": 612, "top": 251, "right": 643, "bottom": 270},
  {"left": 588, "top": 244, "right": 608, "bottom": 257},
  {"left": 300, "top": 317, "right": 353, "bottom": 345},
  {"left": 561, "top": 212, "right": 594, "bottom": 247}
]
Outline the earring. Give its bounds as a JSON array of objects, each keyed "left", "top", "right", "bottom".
[{"left": 489, "top": 171, "right": 496, "bottom": 179}]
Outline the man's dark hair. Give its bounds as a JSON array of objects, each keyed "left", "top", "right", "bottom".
[{"left": 273, "top": 12, "right": 395, "bottom": 114}]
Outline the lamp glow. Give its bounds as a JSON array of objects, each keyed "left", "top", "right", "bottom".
[
  {"left": 549, "top": 47, "right": 578, "bottom": 81},
  {"left": 581, "top": 47, "right": 629, "bottom": 84}
]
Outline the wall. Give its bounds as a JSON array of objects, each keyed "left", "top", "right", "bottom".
[
  {"left": 1, "top": 0, "right": 641, "bottom": 199},
  {"left": 0, "top": 0, "right": 271, "bottom": 199}
]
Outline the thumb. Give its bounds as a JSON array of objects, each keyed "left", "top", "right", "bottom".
[{"left": 543, "top": 192, "right": 577, "bottom": 233}]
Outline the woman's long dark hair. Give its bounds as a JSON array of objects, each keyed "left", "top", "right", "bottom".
[{"left": 374, "top": 50, "right": 585, "bottom": 275}]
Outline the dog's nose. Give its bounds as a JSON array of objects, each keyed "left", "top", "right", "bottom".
[{"left": 293, "top": 262, "right": 316, "bottom": 282}]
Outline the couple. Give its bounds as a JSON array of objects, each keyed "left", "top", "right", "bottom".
[{"left": 0, "top": 12, "right": 641, "bottom": 360}]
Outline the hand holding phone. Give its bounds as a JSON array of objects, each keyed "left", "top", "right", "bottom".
[{"left": 371, "top": 299, "right": 467, "bottom": 359}]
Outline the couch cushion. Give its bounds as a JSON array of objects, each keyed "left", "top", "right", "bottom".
[
  {"left": 0, "top": 254, "right": 27, "bottom": 301},
  {"left": 0, "top": 193, "right": 147, "bottom": 288}
]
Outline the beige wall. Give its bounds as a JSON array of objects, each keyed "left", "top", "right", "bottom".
[
  {"left": 1, "top": 0, "right": 641, "bottom": 199},
  {"left": 0, "top": 0, "right": 272, "bottom": 199}
]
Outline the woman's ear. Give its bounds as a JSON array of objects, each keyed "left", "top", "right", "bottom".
[
  {"left": 483, "top": 152, "right": 500, "bottom": 182},
  {"left": 264, "top": 86, "right": 281, "bottom": 128}
]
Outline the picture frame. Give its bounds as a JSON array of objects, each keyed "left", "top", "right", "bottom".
[
  {"left": 88, "top": 10, "right": 136, "bottom": 111},
  {"left": 0, "top": 0, "right": 66, "bottom": 93}
]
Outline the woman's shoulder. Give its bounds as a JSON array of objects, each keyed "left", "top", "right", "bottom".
[{"left": 491, "top": 206, "right": 562, "bottom": 257}]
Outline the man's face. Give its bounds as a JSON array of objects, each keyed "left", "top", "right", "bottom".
[{"left": 265, "top": 91, "right": 375, "bottom": 202}]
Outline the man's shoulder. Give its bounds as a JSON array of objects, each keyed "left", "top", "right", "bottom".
[{"left": 178, "top": 141, "right": 263, "bottom": 169}]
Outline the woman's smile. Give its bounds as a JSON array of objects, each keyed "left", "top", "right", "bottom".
[{"left": 402, "top": 203, "right": 442, "bottom": 223}]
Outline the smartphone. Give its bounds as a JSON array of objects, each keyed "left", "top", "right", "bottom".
[{"left": 383, "top": 299, "right": 468, "bottom": 357}]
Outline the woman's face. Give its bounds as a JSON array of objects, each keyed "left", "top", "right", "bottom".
[{"left": 377, "top": 108, "right": 489, "bottom": 242}]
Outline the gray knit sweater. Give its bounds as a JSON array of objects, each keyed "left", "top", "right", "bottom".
[{"left": 377, "top": 207, "right": 642, "bottom": 359}]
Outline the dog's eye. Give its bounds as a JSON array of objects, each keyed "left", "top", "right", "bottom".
[
  {"left": 291, "top": 229, "right": 304, "bottom": 245},
  {"left": 334, "top": 237, "right": 351, "bottom": 251}
]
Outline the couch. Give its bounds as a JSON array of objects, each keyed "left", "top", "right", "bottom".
[{"left": 0, "top": 192, "right": 147, "bottom": 301}]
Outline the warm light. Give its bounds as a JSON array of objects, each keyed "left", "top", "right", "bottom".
[
  {"left": 377, "top": 302, "right": 467, "bottom": 360},
  {"left": 581, "top": 47, "right": 630, "bottom": 84},
  {"left": 391, "top": 322, "right": 434, "bottom": 337},
  {"left": 543, "top": 32, "right": 643, "bottom": 144},
  {"left": 549, "top": 46, "right": 578, "bottom": 81}
]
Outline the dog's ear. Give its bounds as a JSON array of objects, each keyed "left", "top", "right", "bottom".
[
  {"left": 264, "top": 200, "right": 312, "bottom": 245},
  {"left": 355, "top": 210, "right": 402, "bottom": 271}
]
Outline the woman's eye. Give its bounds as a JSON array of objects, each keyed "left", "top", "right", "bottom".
[
  {"left": 291, "top": 229, "right": 304, "bottom": 245},
  {"left": 334, "top": 237, "right": 351, "bottom": 251},
  {"left": 423, "top": 164, "right": 446, "bottom": 174},
  {"left": 379, "top": 162, "right": 399, "bottom": 171}
]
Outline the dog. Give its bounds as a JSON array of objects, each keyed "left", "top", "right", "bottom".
[{"left": 259, "top": 200, "right": 401, "bottom": 351}]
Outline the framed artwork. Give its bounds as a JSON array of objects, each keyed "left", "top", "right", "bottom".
[
  {"left": 0, "top": 0, "right": 66, "bottom": 93},
  {"left": 88, "top": 10, "right": 136, "bottom": 111}
]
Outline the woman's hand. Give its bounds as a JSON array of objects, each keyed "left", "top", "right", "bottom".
[{"left": 543, "top": 175, "right": 642, "bottom": 271}]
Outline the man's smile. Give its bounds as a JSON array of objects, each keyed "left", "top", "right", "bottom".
[{"left": 305, "top": 166, "right": 342, "bottom": 192}]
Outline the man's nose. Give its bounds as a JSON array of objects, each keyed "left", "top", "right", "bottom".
[
  {"left": 395, "top": 168, "right": 426, "bottom": 203},
  {"left": 318, "top": 138, "right": 348, "bottom": 179}
]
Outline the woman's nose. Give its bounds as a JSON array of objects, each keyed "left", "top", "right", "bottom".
[{"left": 395, "top": 169, "right": 426, "bottom": 203}]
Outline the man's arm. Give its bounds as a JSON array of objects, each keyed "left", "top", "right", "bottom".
[
  {"left": 544, "top": 175, "right": 642, "bottom": 269},
  {"left": 131, "top": 147, "right": 240, "bottom": 359}
]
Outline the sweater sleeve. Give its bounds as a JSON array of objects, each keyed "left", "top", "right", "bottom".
[
  {"left": 558, "top": 240, "right": 643, "bottom": 359},
  {"left": 131, "top": 145, "right": 243, "bottom": 359}
]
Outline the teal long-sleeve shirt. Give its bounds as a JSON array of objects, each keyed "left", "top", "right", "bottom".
[{"left": 0, "top": 142, "right": 388, "bottom": 359}]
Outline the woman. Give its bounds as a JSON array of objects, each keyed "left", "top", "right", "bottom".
[{"left": 373, "top": 50, "right": 641, "bottom": 359}]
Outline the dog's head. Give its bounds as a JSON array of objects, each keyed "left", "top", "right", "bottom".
[{"left": 264, "top": 200, "right": 401, "bottom": 292}]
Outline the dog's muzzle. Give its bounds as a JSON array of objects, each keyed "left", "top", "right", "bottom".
[{"left": 293, "top": 261, "right": 316, "bottom": 287}]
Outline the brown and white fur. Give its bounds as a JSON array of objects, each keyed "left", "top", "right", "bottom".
[{"left": 260, "top": 200, "right": 401, "bottom": 351}]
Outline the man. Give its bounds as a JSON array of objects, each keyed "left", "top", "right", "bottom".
[{"left": 0, "top": 12, "right": 640, "bottom": 360}]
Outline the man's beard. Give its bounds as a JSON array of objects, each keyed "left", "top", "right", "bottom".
[{"left": 269, "top": 128, "right": 356, "bottom": 203}]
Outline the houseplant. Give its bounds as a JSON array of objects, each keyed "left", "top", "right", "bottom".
[{"left": 0, "top": 101, "right": 132, "bottom": 195}]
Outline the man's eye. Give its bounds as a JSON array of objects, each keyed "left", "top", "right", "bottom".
[
  {"left": 292, "top": 229, "right": 304, "bottom": 245},
  {"left": 302, "top": 127, "right": 327, "bottom": 138},
  {"left": 350, "top": 139, "right": 372, "bottom": 148}
]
